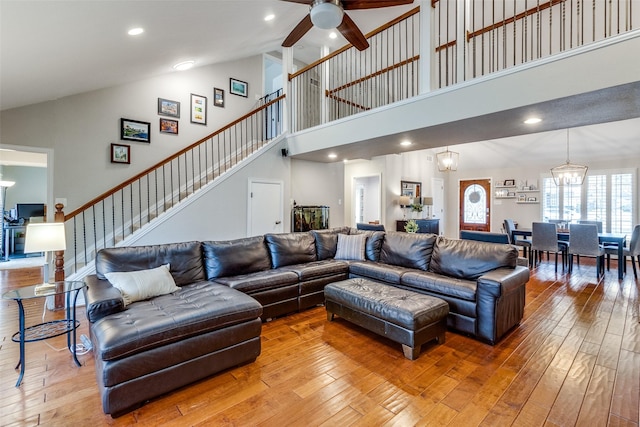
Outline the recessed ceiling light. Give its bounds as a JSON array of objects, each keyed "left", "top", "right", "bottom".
[
  {"left": 524, "top": 117, "right": 542, "bottom": 124},
  {"left": 329, "top": 32, "right": 338, "bottom": 39},
  {"left": 264, "top": 14, "right": 275, "bottom": 21},
  {"left": 128, "top": 28, "right": 144, "bottom": 36},
  {"left": 173, "top": 60, "right": 195, "bottom": 71},
  {"left": 400, "top": 140, "right": 412, "bottom": 146},
  {"left": 328, "top": 153, "right": 337, "bottom": 159}
]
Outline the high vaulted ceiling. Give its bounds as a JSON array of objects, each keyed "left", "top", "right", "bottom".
[{"left": 0, "top": 0, "right": 417, "bottom": 111}]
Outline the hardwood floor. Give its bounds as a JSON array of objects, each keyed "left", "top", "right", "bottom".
[{"left": 1, "top": 260, "right": 638, "bottom": 426}]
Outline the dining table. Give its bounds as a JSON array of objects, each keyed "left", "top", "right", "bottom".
[{"left": 512, "top": 228, "right": 627, "bottom": 279}]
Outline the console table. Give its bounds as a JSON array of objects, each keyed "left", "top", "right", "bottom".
[
  {"left": 2, "top": 281, "right": 85, "bottom": 387},
  {"left": 396, "top": 219, "right": 439, "bottom": 234}
]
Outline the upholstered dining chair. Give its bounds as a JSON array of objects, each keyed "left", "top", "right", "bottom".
[
  {"left": 504, "top": 219, "right": 531, "bottom": 260},
  {"left": 531, "top": 222, "right": 567, "bottom": 272},
  {"left": 568, "top": 223, "right": 605, "bottom": 280},
  {"left": 605, "top": 224, "right": 640, "bottom": 278},
  {"left": 578, "top": 220, "right": 603, "bottom": 232}
]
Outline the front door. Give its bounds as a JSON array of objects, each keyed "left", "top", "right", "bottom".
[{"left": 459, "top": 179, "right": 491, "bottom": 231}]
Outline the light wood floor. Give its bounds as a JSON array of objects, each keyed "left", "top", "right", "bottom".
[{"left": 1, "top": 260, "right": 638, "bottom": 426}]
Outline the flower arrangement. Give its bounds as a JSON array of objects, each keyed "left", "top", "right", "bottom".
[
  {"left": 404, "top": 219, "right": 419, "bottom": 233},
  {"left": 410, "top": 203, "right": 423, "bottom": 212}
]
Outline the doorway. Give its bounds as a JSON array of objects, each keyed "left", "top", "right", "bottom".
[
  {"left": 352, "top": 175, "right": 381, "bottom": 226},
  {"left": 459, "top": 179, "right": 491, "bottom": 232},
  {"left": 248, "top": 179, "right": 284, "bottom": 236}
]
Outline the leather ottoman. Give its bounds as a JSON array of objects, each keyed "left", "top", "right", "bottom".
[{"left": 325, "top": 278, "right": 449, "bottom": 359}]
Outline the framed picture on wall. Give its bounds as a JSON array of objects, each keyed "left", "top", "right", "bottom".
[
  {"left": 159, "top": 118, "right": 178, "bottom": 135},
  {"left": 157, "top": 98, "right": 180, "bottom": 118},
  {"left": 230, "top": 78, "right": 248, "bottom": 97},
  {"left": 213, "top": 87, "right": 225, "bottom": 108},
  {"left": 111, "top": 143, "right": 130, "bottom": 164},
  {"left": 120, "top": 118, "right": 150, "bottom": 143},
  {"left": 190, "top": 93, "right": 207, "bottom": 125}
]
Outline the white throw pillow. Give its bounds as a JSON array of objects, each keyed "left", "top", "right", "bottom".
[
  {"left": 104, "top": 264, "right": 180, "bottom": 306},
  {"left": 334, "top": 233, "right": 366, "bottom": 261}
]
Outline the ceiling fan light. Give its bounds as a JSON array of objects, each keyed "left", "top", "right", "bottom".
[{"left": 310, "top": 1, "right": 343, "bottom": 29}]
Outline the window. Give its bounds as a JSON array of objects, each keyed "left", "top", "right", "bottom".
[
  {"left": 463, "top": 184, "right": 486, "bottom": 224},
  {"left": 541, "top": 170, "right": 635, "bottom": 234}
]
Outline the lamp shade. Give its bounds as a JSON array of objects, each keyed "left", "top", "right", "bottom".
[
  {"left": 423, "top": 197, "right": 433, "bottom": 206},
  {"left": 0, "top": 180, "right": 16, "bottom": 187},
  {"left": 399, "top": 196, "right": 411, "bottom": 207},
  {"left": 24, "top": 222, "right": 66, "bottom": 253},
  {"left": 310, "top": 1, "right": 344, "bottom": 29}
]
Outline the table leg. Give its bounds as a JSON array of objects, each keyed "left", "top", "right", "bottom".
[
  {"left": 618, "top": 242, "right": 624, "bottom": 280},
  {"left": 67, "top": 289, "right": 82, "bottom": 366},
  {"left": 15, "top": 300, "right": 25, "bottom": 387}
]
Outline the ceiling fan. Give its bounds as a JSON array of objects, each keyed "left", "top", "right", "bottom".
[{"left": 281, "top": 0, "right": 414, "bottom": 51}]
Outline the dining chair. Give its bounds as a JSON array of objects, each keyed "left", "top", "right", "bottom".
[
  {"left": 531, "top": 222, "right": 567, "bottom": 272},
  {"left": 578, "top": 220, "right": 603, "bottom": 232},
  {"left": 503, "top": 219, "right": 531, "bottom": 260},
  {"left": 604, "top": 224, "right": 640, "bottom": 278},
  {"left": 568, "top": 223, "right": 605, "bottom": 279}
]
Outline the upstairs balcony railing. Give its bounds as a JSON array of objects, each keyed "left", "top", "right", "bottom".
[
  {"left": 290, "top": 0, "right": 636, "bottom": 132},
  {"left": 61, "top": 93, "right": 284, "bottom": 276}
]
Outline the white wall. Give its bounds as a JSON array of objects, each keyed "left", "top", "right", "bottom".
[
  {"left": 131, "top": 139, "right": 290, "bottom": 245},
  {"left": 0, "top": 56, "right": 264, "bottom": 214},
  {"left": 290, "top": 159, "right": 344, "bottom": 228}
]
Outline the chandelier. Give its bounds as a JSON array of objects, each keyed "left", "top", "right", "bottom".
[
  {"left": 550, "top": 129, "right": 588, "bottom": 186},
  {"left": 436, "top": 147, "right": 459, "bottom": 172}
]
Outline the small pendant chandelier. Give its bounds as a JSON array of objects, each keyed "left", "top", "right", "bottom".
[
  {"left": 550, "top": 129, "right": 588, "bottom": 186},
  {"left": 436, "top": 147, "right": 459, "bottom": 172}
]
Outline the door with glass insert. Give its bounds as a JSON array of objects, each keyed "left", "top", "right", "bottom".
[{"left": 459, "top": 179, "right": 491, "bottom": 231}]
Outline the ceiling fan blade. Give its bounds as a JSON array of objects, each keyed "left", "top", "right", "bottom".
[
  {"left": 282, "top": 14, "right": 314, "bottom": 47},
  {"left": 280, "top": 0, "right": 313, "bottom": 4},
  {"left": 342, "top": 0, "right": 414, "bottom": 10},
  {"left": 337, "top": 13, "right": 369, "bottom": 51}
]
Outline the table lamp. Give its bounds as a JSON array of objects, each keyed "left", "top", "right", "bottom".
[
  {"left": 399, "top": 196, "right": 411, "bottom": 219},
  {"left": 24, "top": 222, "right": 66, "bottom": 285}
]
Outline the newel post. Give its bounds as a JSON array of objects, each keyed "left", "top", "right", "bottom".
[{"left": 53, "top": 204, "right": 66, "bottom": 310}]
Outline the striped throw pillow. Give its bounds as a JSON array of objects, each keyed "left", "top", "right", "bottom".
[{"left": 334, "top": 233, "right": 366, "bottom": 261}]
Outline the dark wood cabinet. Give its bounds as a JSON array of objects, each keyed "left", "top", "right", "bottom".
[{"left": 396, "top": 219, "right": 439, "bottom": 234}]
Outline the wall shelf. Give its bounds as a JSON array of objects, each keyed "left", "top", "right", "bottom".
[{"left": 516, "top": 201, "right": 539, "bottom": 204}]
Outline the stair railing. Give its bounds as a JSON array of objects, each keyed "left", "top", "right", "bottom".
[{"left": 61, "top": 94, "right": 284, "bottom": 277}]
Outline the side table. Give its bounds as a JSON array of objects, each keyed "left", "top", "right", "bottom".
[{"left": 2, "top": 281, "right": 86, "bottom": 387}]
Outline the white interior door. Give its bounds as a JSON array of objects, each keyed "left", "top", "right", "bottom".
[
  {"left": 431, "top": 178, "right": 444, "bottom": 234},
  {"left": 248, "top": 179, "right": 283, "bottom": 236},
  {"left": 352, "top": 175, "right": 381, "bottom": 226}
]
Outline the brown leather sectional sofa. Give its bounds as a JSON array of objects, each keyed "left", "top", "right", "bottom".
[{"left": 83, "top": 227, "right": 529, "bottom": 416}]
